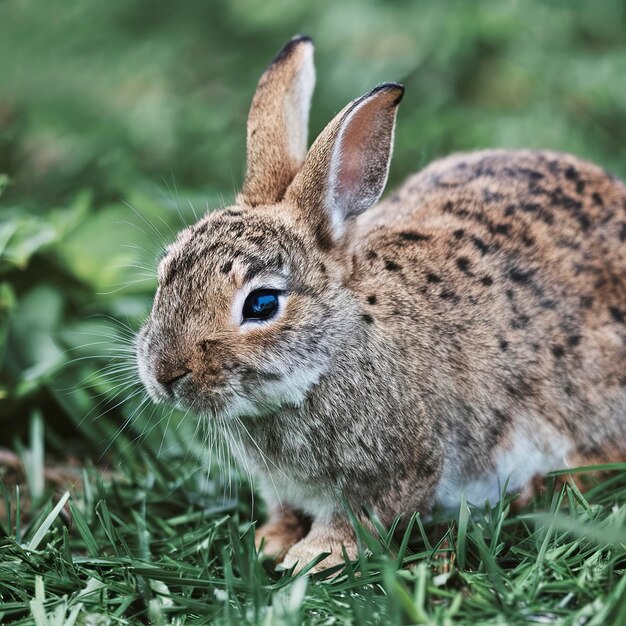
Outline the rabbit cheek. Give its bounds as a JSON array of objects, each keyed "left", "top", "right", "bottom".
[
  {"left": 258, "top": 365, "right": 324, "bottom": 409},
  {"left": 190, "top": 338, "right": 237, "bottom": 398}
]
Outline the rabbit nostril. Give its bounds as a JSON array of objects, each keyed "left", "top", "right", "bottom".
[{"left": 156, "top": 369, "right": 191, "bottom": 394}]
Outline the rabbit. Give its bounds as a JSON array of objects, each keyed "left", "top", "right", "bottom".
[{"left": 135, "top": 35, "right": 626, "bottom": 572}]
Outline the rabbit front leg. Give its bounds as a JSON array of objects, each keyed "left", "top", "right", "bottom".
[
  {"left": 255, "top": 504, "right": 311, "bottom": 562},
  {"left": 280, "top": 514, "right": 358, "bottom": 573},
  {"left": 279, "top": 465, "right": 442, "bottom": 573}
]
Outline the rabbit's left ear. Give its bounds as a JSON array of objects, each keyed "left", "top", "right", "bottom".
[{"left": 242, "top": 36, "right": 315, "bottom": 206}]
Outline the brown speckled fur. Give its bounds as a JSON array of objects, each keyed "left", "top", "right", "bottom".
[{"left": 136, "top": 37, "right": 626, "bottom": 572}]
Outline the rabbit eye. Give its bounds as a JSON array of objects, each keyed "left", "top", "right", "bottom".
[{"left": 242, "top": 289, "right": 281, "bottom": 323}]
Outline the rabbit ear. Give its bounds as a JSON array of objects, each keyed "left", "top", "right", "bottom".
[
  {"left": 286, "top": 83, "right": 403, "bottom": 244},
  {"left": 242, "top": 36, "right": 315, "bottom": 206}
]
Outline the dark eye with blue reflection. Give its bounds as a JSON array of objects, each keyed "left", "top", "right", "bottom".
[{"left": 242, "top": 289, "right": 281, "bottom": 322}]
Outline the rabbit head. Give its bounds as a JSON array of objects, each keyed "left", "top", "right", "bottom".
[{"left": 136, "top": 36, "right": 403, "bottom": 421}]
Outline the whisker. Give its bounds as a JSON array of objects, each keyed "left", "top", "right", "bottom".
[
  {"left": 233, "top": 415, "right": 283, "bottom": 509},
  {"left": 99, "top": 394, "right": 153, "bottom": 459}
]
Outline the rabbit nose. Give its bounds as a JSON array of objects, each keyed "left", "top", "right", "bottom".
[{"left": 155, "top": 368, "right": 191, "bottom": 395}]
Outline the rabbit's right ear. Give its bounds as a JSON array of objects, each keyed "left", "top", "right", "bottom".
[
  {"left": 241, "top": 36, "right": 315, "bottom": 207},
  {"left": 286, "top": 83, "right": 403, "bottom": 246}
]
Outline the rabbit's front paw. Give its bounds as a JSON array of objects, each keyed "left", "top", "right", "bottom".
[
  {"left": 281, "top": 536, "right": 357, "bottom": 574},
  {"left": 255, "top": 508, "right": 310, "bottom": 561}
]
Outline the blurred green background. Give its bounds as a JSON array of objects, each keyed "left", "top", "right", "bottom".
[{"left": 1, "top": 0, "right": 626, "bottom": 461}]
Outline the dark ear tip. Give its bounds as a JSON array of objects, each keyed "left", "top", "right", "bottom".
[
  {"left": 291, "top": 34, "right": 314, "bottom": 45},
  {"left": 271, "top": 35, "right": 314, "bottom": 65},
  {"left": 374, "top": 82, "right": 405, "bottom": 106},
  {"left": 345, "top": 83, "right": 405, "bottom": 119}
]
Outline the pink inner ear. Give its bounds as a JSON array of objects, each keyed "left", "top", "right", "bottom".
[
  {"left": 337, "top": 105, "right": 374, "bottom": 195},
  {"left": 338, "top": 147, "right": 364, "bottom": 194},
  {"left": 332, "top": 94, "right": 395, "bottom": 217}
]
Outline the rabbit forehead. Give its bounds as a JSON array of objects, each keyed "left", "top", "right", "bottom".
[{"left": 159, "top": 207, "right": 307, "bottom": 290}]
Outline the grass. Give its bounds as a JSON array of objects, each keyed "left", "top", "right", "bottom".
[
  {"left": 2, "top": 0, "right": 626, "bottom": 623},
  {"left": 1, "top": 413, "right": 626, "bottom": 624}
]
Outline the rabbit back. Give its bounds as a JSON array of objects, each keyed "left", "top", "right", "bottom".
[{"left": 350, "top": 149, "right": 626, "bottom": 490}]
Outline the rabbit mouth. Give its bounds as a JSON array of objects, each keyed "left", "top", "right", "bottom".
[
  {"left": 164, "top": 378, "right": 267, "bottom": 422},
  {"left": 161, "top": 377, "right": 231, "bottom": 417},
  {"left": 181, "top": 379, "right": 302, "bottom": 423}
]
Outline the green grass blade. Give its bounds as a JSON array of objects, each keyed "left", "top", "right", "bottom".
[{"left": 27, "top": 490, "right": 70, "bottom": 551}]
